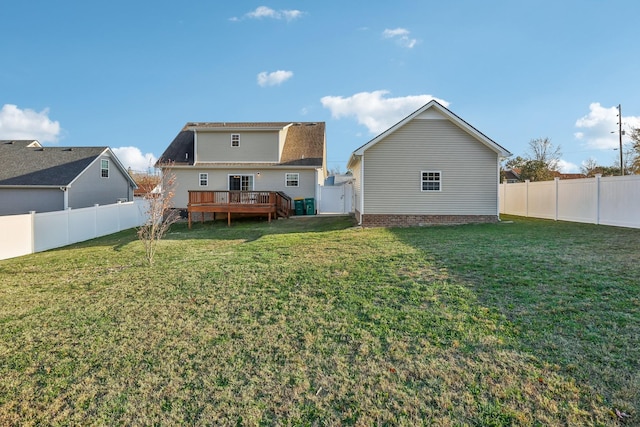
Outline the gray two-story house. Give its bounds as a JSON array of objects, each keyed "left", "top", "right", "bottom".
[
  {"left": 158, "top": 122, "right": 327, "bottom": 210},
  {"left": 0, "top": 140, "right": 137, "bottom": 215}
]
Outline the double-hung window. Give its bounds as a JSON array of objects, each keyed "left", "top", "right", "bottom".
[
  {"left": 285, "top": 173, "right": 299, "bottom": 187},
  {"left": 421, "top": 171, "right": 441, "bottom": 192},
  {"left": 199, "top": 173, "right": 208, "bottom": 186},
  {"left": 231, "top": 134, "right": 240, "bottom": 147},
  {"left": 101, "top": 159, "right": 109, "bottom": 178}
]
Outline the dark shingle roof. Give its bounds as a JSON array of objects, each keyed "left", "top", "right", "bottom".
[
  {"left": 157, "top": 130, "right": 195, "bottom": 165},
  {"left": 0, "top": 140, "right": 108, "bottom": 186},
  {"left": 158, "top": 122, "right": 325, "bottom": 167}
]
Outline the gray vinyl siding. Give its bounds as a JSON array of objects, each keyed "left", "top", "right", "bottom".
[
  {"left": 68, "top": 155, "right": 133, "bottom": 209},
  {"left": 196, "top": 131, "right": 279, "bottom": 163},
  {"left": 172, "top": 167, "right": 317, "bottom": 209},
  {"left": 363, "top": 118, "right": 499, "bottom": 215},
  {"left": 0, "top": 188, "right": 63, "bottom": 215}
]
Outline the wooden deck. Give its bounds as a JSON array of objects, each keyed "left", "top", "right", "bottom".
[{"left": 187, "top": 190, "right": 291, "bottom": 227}]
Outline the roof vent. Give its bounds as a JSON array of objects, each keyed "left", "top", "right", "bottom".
[
  {"left": 63, "top": 148, "right": 73, "bottom": 151},
  {"left": 4, "top": 141, "right": 14, "bottom": 145},
  {"left": 306, "top": 123, "right": 317, "bottom": 126}
]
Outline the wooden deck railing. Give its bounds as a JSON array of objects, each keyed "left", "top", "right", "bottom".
[{"left": 187, "top": 190, "right": 290, "bottom": 227}]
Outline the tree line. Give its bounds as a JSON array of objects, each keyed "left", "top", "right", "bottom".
[{"left": 503, "top": 128, "right": 640, "bottom": 182}]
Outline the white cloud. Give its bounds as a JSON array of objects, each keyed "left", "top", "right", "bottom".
[
  {"left": 281, "top": 9, "right": 303, "bottom": 21},
  {"left": 382, "top": 27, "right": 418, "bottom": 48},
  {"left": 112, "top": 146, "right": 157, "bottom": 172},
  {"left": 257, "top": 70, "right": 293, "bottom": 87},
  {"left": 231, "top": 6, "right": 304, "bottom": 22},
  {"left": 0, "top": 104, "right": 61, "bottom": 143},
  {"left": 574, "top": 102, "right": 640, "bottom": 150},
  {"left": 557, "top": 159, "right": 579, "bottom": 173},
  {"left": 320, "top": 90, "right": 449, "bottom": 134}
]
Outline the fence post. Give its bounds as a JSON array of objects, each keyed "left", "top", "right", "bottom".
[
  {"left": 94, "top": 204, "right": 99, "bottom": 239},
  {"left": 554, "top": 177, "right": 559, "bottom": 221},
  {"left": 30, "top": 211, "right": 36, "bottom": 255},
  {"left": 117, "top": 200, "right": 122, "bottom": 232},
  {"left": 525, "top": 180, "right": 530, "bottom": 217},
  {"left": 595, "top": 174, "right": 601, "bottom": 225},
  {"left": 501, "top": 181, "right": 506, "bottom": 215},
  {"left": 66, "top": 207, "right": 72, "bottom": 246}
]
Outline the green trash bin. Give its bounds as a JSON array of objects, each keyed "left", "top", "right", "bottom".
[
  {"left": 294, "top": 198, "right": 304, "bottom": 216},
  {"left": 304, "top": 198, "right": 315, "bottom": 215}
]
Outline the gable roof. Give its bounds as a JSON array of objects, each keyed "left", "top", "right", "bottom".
[
  {"left": 349, "top": 100, "right": 511, "bottom": 166},
  {"left": 0, "top": 140, "right": 136, "bottom": 187},
  {"left": 279, "top": 122, "right": 325, "bottom": 166},
  {"left": 158, "top": 121, "right": 326, "bottom": 167}
]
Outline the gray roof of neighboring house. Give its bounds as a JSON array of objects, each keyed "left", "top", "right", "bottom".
[
  {"left": 158, "top": 122, "right": 325, "bottom": 167},
  {"left": 0, "top": 140, "right": 125, "bottom": 186}
]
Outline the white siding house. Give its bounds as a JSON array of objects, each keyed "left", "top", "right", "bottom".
[{"left": 347, "top": 101, "right": 511, "bottom": 227}]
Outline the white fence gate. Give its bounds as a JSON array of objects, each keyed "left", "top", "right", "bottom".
[
  {"left": 500, "top": 175, "right": 640, "bottom": 229},
  {"left": 317, "top": 183, "right": 354, "bottom": 214},
  {"left": 0, "top": 200, "right": 149, "bottom": 261}
]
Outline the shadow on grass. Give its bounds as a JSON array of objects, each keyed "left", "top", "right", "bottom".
[
  {"left": 167, "top": 215, "right": 357, "bottom": 242},
  {"left": 53, "top": 215, "right": 358, "bottom": 253},
  {"left": 388, "top": 216, "right": 640, "bottom": 416}
]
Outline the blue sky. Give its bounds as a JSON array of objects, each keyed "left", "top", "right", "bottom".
[{"left": 2, "top": 1, "right": 639, "bottom": 173}]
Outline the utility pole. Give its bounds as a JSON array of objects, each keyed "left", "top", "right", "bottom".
[{"left": 618, "top": 104, "right": 624, "bottom": 176}]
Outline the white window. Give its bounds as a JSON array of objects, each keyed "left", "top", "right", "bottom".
[
  {"left": 285, "top": 173, "right": 299, "bottom": 187},
  {"left": 421, "top": 171, "right": 441, "bottom": 192},
  {"left": 199, "top": 173, "right": 208, "bottom": 186},
  {"left": 231, "top": 134, "right": 240, "bottom": 147},
  {"left": 101, "top": 159, "right": 109, "bottom": 178}
]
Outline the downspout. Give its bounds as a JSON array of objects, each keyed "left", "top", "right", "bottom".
[
  {"left": 193, "top": 130, "right": 198, "bottom": 164},
  {"left": 359, "top": 155, "right": 365, "bottom": 225},
  {"left": 60, "top": 186, "right": 69, "bottom": 210},
  {"left": 497, "top": 154, "right": 501, "bottom": 220}
]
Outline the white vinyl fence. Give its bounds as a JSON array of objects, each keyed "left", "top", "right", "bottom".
[
  {"left": 317, "top": 182, "right": 354, "bottom": 214},
  {"left": 0, "top": 200, "right": 149, "bottom": 261},
  {"left": 500, "top": 174, "right": 640, "bottom": 229}
]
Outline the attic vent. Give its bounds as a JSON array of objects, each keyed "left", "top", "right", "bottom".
[
  {"left": 305, "top": 123, "right": 317, "bottom": 126},
  {"left": 4, "top": 141, "right": 14, "bottom": 145},
  {"left": 63, "top": 148, "right": 73, "bottom": 151},
  {"left": 35, "top": 148, "right": 44, "bottom": 151}
]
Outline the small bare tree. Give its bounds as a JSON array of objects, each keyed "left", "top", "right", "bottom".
[{"left": 137, "top": 162, "right": 180, "bottom": 265}]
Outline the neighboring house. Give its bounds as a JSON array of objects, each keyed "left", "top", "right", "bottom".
[
  {"left": 0, "top": 140, "right": 137, "bottom": 215},
  {"left": 551, "top": 171, "right": 586, "bottom": 180},
  {"left": 347, "top": 100, "right": 512, "bottom": 227},
  {"left": 502, "top": 168, "right": 521, "bottom": 183},
  {"left": 158, "top": 122, "right": 326, "bottom": 209}
]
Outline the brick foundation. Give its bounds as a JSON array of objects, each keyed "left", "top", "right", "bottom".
[{"left": 360, "top": 214, "right": 499, "bottom": 228}]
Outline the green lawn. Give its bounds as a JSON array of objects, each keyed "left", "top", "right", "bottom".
[{"left": 1, "top": 215, "right": 638, "bottom": 425}]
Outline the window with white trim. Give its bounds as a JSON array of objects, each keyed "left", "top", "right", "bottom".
[
  {"left": 421, "top": 171, "right": 441, "bottom": 191},
  {"left": 199, "top": 173, "right": 208, "bottom": 186},
  {"left": 285, "top": 173, "right": 299, "bottom": 187},
  {"left": 231, "top": 134, "right": 240, "bottom": 147},
  {"left": 101, "top": 159, "right": 109, "bottom": 178}
]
